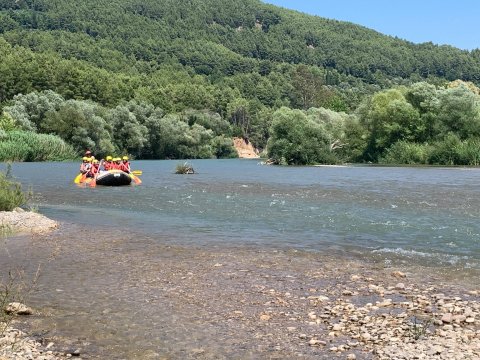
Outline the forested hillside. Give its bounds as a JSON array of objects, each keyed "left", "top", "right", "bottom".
[{"left": 1, "top": 0, "right": 479, "bottom": 164}]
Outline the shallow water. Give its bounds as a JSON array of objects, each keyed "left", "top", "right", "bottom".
[{"left": 5, "top": 159, "right": 480, "bottom": 272}]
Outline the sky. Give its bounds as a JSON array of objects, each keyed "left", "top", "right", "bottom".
[{"left": 263, "top": 0, "right": 479, "bottom": 50}]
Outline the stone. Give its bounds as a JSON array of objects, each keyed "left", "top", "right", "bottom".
[
  {"left": 395, "top": 283, "right": 406, "bottom": 290},
  {"left": 4, "top": 302, "right": 33, "bottom": 315},
  {"left": 391, "top": 271, "right": 406, "bottom": 278},
  {"left": 260, "top": 314, "right": 271, "bottom": 321},
  {"left": 441, "top": 313, "right": 453, "bottom": 323},
  {"left": 346, "top": 354, "right": 357, "bottom": 360},
  {"left": 309, "top": 339, "right": 326, "bottom": 346},
  {"left": 332, "top": 324, "right": 343, "bottom": 331}
]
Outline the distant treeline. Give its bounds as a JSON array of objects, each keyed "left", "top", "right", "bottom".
[
  {"left": 0, "top": 0, "right": 479, "bottom": 164},
  {"left": 2, "top": 81, "right": 480, "bottom": 166}
]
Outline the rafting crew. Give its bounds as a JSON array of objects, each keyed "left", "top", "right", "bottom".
[{"left": 79, "top": 154, "right": 133, "bottom": 175}]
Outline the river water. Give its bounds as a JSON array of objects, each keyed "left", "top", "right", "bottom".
[
  {"left": 6, "top": 159, "right": 480, "bottom": 272},
  {"left": 2, "top": 160, "right": 480, "bottom": 358}
]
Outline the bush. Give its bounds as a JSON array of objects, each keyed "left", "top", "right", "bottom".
[
  {"left": 175, "top": 162, "right": 195, "bottom": 174},
  {"left": 0, "top": 131, "right": 77, "bottom": 162},
  {"left": 379, "top": 141, "right": 430, "bottom": 165},
  {"left": 0, "top": 170, "right": 26, "bottom": 211}
]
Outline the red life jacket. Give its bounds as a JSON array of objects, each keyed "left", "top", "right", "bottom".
[
  {"left": 89, "top": 164, "right": 98, "bottom": 177},
  {"left": 120, "top": 161, "right": 130, "bottom": 173},
  {"left": 103, "top": 161, "right": 112, "bottom": 171}
]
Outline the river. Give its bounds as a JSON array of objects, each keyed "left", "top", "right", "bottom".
[
  {"left": 6, "top": 159, "right": 480, "bottom": 272},
  {"left": 1, "top": 159, "right": 479, "bottom": 358}
]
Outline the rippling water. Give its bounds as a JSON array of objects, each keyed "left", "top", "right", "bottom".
[{"left": 5, "top": 159, "right": 480, "bottom": 272}]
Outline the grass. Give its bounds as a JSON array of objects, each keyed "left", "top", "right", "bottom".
[
  {"left": 175, "top": 162, "right": 195, "bottom": 174},
  {"left": 408, "top": 315, "right": 434, "bottom": 341}
]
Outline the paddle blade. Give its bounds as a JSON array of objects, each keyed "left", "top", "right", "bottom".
[
  {"left": 74, "top": 173, "right": 83, "bottom": 184},
  {"left": 89, "top": 177, "right": 97, "bottom": 187},
  {"left": 132, "top": 170, "right": 142, "bottom": 175},
  {"left": 131, "top": 174, "right": 142, "bottom": 185}
]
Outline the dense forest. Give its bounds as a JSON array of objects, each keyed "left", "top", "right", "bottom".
[{"left": 0, "top": 0, "right": 479, "bottom": 164}]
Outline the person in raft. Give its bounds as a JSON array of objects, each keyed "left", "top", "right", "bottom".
[
  {"left": 112, "top": 157, "right": 122, "bottom": 170},
  {"left": 91, "top": 159, "right": 100, "bottom": 177},
  {"left": 80, "top": 157, "right": 90, "bottom": 174},
  {"left": 103, "top": 155, "right": 113, "bottom": 171},
  {"left": 83, "top": 157, "right": 95, "bottom": 178},
  {"left": 84, "top": 149, "right": 95, "bottom": 161},
  {"left": 120, "top": 156, "right": 131, "bottom": 173}
]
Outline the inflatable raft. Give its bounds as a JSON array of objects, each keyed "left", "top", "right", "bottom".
[
  {"left": 75, "top": 170, "right": 141, "bottom": 186},
  {"left": 95, "top": 170, "right": 132, "bottom": 186}
]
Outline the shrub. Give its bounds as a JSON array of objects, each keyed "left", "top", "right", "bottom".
[
  {"left": 0, "top": 170, "right": 26, "bottom": 211},
  {"left": 380, "top": 141, "right": 430, "bottom": 165},
  {"left": 0, "top": 131, "right": 77, "bottom": 162},
  {"left": 175, "top": 162, "right": 195, "bottom": 174}
]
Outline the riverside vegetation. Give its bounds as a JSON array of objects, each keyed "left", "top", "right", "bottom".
[{"left": 0, "top": 0, "right": 480, "bottom": 165}]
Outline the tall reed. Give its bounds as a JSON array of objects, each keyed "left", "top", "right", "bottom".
[{"left": 0, "top": 131, "right": 77, "bottom": 162}]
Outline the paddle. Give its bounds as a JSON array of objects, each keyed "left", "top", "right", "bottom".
[
  {"left": 74, "top": 173, "right": 83, "bottom": 184},
  {"left": 132, "top": 170, "right": 142, "bottom": 176},
  {"left": 130, "top": 174, "right": 142, "bottom": 185}
]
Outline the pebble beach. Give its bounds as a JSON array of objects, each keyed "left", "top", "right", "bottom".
[{"left": 0, "top": 214, "right": 479, "bottom": 359}]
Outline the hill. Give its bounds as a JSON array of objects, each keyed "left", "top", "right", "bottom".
[{"left": 1, "top": 0, "right": 479, "bottom": 165}]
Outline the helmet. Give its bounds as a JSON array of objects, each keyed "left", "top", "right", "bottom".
[
  {"left": 93, "top": 159, "right": 99, "bottom": 164},
  {"left": 86, "top": 157, "right": 92, "bottom": 162},
  {"left": 122, "top": 156, "right": 129, "bottom": 161},
  {"left": 82, "top": 157, "right": 88, "bottom": 161},
  {"left": 106, "top": 156, "right": 113, "bottom": 161},
  {"left": 114, "top": 157, "right": 121, "bottom": 162},
  {"left": 85, "top": 150, "right": 92, "bottom": 155}
]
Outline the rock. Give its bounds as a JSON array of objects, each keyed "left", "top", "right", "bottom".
[
  {"left": 441, "top": 313, "right": 453, "bottom": 323},
  {"left": 391, "top": 271, "right": 406, "bottom": 278},
  {"left": 259, "top": 314, "right": 271, "bottom": 321},
  {"left": 332, "top": 324, "right": 343, "bottom": 331},
  {"left": 309, "top": 339, "right": 326, "bottom": 346},
  {"left": 361, "top": 332, "right": 371, "bottom": 341},
  {"left": 4, "top": 302, "right": 33, "bottom": 315},
  {"left": 70, "top": 349, "right": 81, "bottom": 357},
  {"left": 395, "top": 283, "right": 406, "bottom": 290},
  {"left": 346, "top": 354, "right": 357, "bottom": 360}
]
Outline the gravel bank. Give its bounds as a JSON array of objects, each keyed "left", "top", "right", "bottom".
[
  {"left": 1, "top": 224, "right": 479, "bottom": 359},
  {"left": 0, "top": 209, "right": 58, "bottom": 235},
  {"left": 1, "top": 210, "right": 61, "bottom": 359}
]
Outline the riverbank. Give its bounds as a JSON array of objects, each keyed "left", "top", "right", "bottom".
[
  {"left": 0, "top": 210, "right": 62, "bottom": 359},
  {"left": 0, "top": 208, "right": 58, "bottom": 235},
  {"left": 4, "top": 224, "right": 477, "bottom": 359}
]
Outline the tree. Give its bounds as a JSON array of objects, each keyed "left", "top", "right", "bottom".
[{"left": 267, "top": 107, "right": 338, "bottom": 165}]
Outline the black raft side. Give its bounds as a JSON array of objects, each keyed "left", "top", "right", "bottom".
[{"left": 95, "top": 170, "right": 132, "bottom": 186}]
